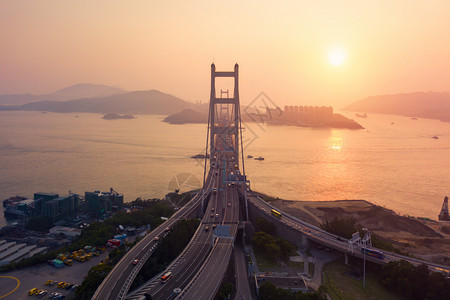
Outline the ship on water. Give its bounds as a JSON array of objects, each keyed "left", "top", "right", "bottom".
[{"left": 439, "top": 196, "right": 449, "bottom": 221}]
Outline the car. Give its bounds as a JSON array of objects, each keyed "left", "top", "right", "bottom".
[
  {"left": 210, "top": 213, "right": 214, "bottom": 218},
  {"left": 212, "top": 225, "right": 216, "bottom": 229},
  {"left": 212, "top": 188, "right": 218, "bottom": 194},
  {"left": 132, "top": 259, "right": 139, "bottom": 265},
  {"left": 165, "top": 227, "right": 171, "bottom": 232},
  {"left": 154, "top": 236, "right": 160, "bottom": 241},
  {"left": 215, "top": 213, "right": 219, "bottom": 218},
  {"left": 227, "top": 202, "right": 231, "bottom": 207},
  {"left": 205, "top": 226, "right": 209, "bottom": 232},
  {"left": 65, "top": 284, "right": 74, "bottom": 290},
  {"left": 37, "top": 290, "right": 47, "bottom": 298},
  {"left": 28, "top": 288, "right": 38, "bottom": 296},
  {"left": 70, "top": 285, "right": 78, "bottom": 291},
  {"left": 211, "top": 207, "right": 215, "bottom": 211}
]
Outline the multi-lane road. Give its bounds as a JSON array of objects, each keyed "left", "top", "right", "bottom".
[
  {"left": 127, "top": 154, "right": 239, "bottom": 300},
  {"left": 247, "top": 190, "right": 450, "bottom": 274},
  {"left": 93, "top": 174, "right": 215, "bottom": 300}
]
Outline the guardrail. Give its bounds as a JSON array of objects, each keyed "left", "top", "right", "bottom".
[
  {"left": 248, "top": 189, "right": 450, "bottom": 273},
  {"left": 93, "top": 188, "right": 206, "bottom": 300},
  {"left": 126, "top": 191, "right": 214, "bottom": 299}
]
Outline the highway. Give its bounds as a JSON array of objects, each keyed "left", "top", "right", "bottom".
[
  {"left": 177, "top": 182, "right": 240, "bottom": 299},
  {"left": 247, "top": 190, "right": 450, "bottom": 274},
  {"left": 92, "top": 174, "right": 215, "bottom": 300},
  {"left": 127, "top": 157, "right": 232, "bottom": 300}
]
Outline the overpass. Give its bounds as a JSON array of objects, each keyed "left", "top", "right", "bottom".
[{"left": 95, "top": 64, "right": 450, "bottom": 300}]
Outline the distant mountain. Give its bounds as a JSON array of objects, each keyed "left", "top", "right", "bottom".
[
  {"left": 345, "top": 92, "right": 450, "bottom": 122},
  {"left": 51, "top": 83, "right": 126, "bottom": 99},
  {"left": 0, "top": 83, "right": 126, "bottom": 105},
  {"left": 0, "top": 89, "right": 195, "bottom": 115}
]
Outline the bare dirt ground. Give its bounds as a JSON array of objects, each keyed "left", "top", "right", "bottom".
[{"left": 270, "top": 199, "right": 450, "bottom": 266}]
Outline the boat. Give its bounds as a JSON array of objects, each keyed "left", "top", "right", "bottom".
[
  {"left": 254, "top": 156, "right": 264, "bottom": 161},
  {"left": 432, "top": 136, "right": 439, "bottom": 139},
  {"left": 247, "top": 155, "right": 253, "bottom": 158},
  {"left": 191, "top": 154, "right": 210, "bottom": 159},
  {"left": 3, "top": 196, "right": 27, "bottom": 207},
  {"left": 411, "top": 117, "right": 418, "bottom": 120},
  {"left": 355, "top": 113, "right": 367, "bottom": 118}
]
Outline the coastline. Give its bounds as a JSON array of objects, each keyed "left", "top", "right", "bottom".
[{"left": 258, "top": 194, "right": 450, "bottom": 265}]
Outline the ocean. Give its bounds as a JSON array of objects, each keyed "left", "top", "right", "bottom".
[{"left": 0, "top": 110, "right": 449, "bottom": 227}]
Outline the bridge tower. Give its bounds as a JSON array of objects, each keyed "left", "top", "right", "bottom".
[{"left": 208, "top": 63, "right": 244, "bottom": 169}]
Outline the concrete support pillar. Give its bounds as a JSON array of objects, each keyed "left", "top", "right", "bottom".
[{"left": 344, "top": 252, "right": 349, "bottom": 265}]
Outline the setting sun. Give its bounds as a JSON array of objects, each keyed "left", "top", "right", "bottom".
[{"left": 328, "top": 47, "right": 346, "bottom": 66}]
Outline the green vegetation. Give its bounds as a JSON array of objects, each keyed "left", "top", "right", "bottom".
[
  {"left": 25, "top": 215, "right": 52, "bottom": 232},
  {"left": 323, "top": 259, "right": 401, "bottom": 300},
  {"left": 320, "top": 217, "right": 410, "bottom": 255},
  {"left": 75, "top": 219, "right": 199, "bottom": 300},
  {"left": 75, "top": 262, "right": 114, "bottom": 299},
  {"left": 252, "top": 218, "right": 301, "bottom": 272},
  {"left": 252, "top": 231, "right": 296, "bottom": 261},
  {"left": 129, "top": 219, "right": 200, "bottom": 290},
  {"left": 256, "top": 217, "right": 276, "bottom": 234},
  {"left": 320, "top": 216, "right": 358, "bottom": 239},
  {"left": 218, "top": 282, "right": 234, "bottom": 300},
  {"left": 380, "top": 260, "right": 450, "bottom": 300},
  {"left": 257, "top": 281, "right": 327, "bottom": 300}
]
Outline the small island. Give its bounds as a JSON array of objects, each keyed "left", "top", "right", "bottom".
[
  {"left": 163, "top": 109, "right": 207, "bottom": 124},
  {"left": 102, "top": 113, "right": 135, "bottom": 120},
  {"left": 163, "top": 106, "right": 364, "bottom": 129}
]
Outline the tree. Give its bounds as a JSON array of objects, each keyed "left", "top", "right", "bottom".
[
  {"left": 256, "top": 217, "right": 275, "bottom": 234},
  {"left": 320, "top": 217, "right": 358, "bottom": 239},
  {"left": 25, "top": 216, "right": 52, "bottom": 232}
]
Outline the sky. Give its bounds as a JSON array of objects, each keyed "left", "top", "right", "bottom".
[{"left": 1, "top": 0, "right": 449, "bottom": 107}]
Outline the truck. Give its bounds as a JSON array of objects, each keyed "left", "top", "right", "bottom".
[
  {"left": 52, "top": 259, "right": 64, "bottom": 268},
  {"left": 107, "top": 239, "right": 122, "bottom": 247},
  {"left": 114, "top": 234, "right": 127, "bottom": 241}
]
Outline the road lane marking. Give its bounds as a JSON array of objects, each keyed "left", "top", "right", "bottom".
[{"left": 0, "top": 276, "right": 20, "bottom": 299}]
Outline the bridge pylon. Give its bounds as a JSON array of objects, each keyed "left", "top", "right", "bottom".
[{"left": 208, "top": 63, "right": 244, "bottom": 169}]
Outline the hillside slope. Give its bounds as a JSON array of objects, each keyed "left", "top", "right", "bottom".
[
  {"left": 1, "top": 90, "right": 195, "bottom": 115},
  {"left": 345, "top": 92, "right": 450, "bottom": 122},
  {"left": 0, "top": 83, "right": 126, "bottom": 105}
]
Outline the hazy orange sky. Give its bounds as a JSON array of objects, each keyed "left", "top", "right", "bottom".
[{"left": 1, "top": 1, "right": 449, "bottom": 107}]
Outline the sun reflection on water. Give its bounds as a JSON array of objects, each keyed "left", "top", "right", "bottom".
[{"left": 328, "top": 134, "right": 344, "bottom": 150}]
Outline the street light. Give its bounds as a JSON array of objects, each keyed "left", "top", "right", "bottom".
[{"left": 362, "top": 228, "right": 369, "bottom": 289}]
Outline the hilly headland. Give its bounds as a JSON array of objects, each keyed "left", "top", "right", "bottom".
[{"left": 345, "top": 91, "right": 450, "bottom": 122}]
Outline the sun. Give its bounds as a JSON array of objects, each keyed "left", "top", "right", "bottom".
[{"left": 328, "top": 47, "right": 346, "bottom": 66}]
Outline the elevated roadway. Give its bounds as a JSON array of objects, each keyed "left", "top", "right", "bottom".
[
  {"left": 92, "top": 174, "right": 215, "bottom": 300},
  {"left": 127, "top": 156, "right": 237, "bottom": 299},
  {"left": 177, "top": 184, "right": 240, "bottom": 299},
  {"left": 247, "top": 190, "right": 450, "bottom": 274}
]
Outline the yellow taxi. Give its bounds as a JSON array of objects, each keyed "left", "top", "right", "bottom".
[{"left": 28, "top": 288, "right": 38, "bottom": 296}]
